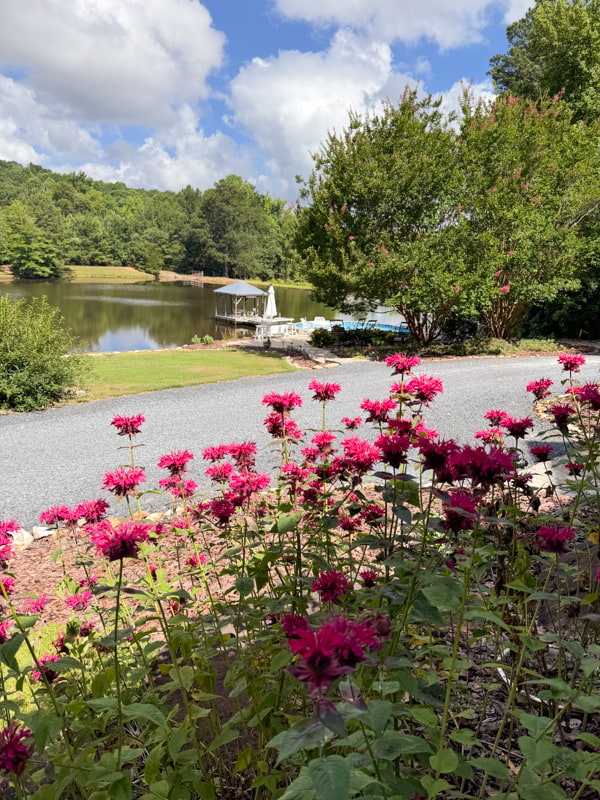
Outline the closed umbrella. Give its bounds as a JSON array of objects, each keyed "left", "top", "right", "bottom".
[{"left": 264, "top": 284, "right": 278, "bottom": 319}]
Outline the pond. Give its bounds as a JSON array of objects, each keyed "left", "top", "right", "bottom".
[{"left": 0, "top": 279, "right": 401, "bottom": 353}]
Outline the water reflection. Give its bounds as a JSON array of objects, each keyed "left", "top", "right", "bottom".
[{"left": 0, "top": 280, "right": 335, "bottom": 352}]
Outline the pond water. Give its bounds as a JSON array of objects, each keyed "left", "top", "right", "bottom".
[{"left": 1, "top": 280, "right": 404, "bottom": 352}]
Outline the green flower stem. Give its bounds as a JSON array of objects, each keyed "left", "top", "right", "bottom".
[{"left": 113, "top": 558, "right": 124, "bottom": 769}]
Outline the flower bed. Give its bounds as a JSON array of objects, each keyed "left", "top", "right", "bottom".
[{"left": 0, "top": 355, "right": 598, "bottom": 799}]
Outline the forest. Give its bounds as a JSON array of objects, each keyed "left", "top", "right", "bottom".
[{"left": 0, "top": 163, "right": 300, "bottom": 282}]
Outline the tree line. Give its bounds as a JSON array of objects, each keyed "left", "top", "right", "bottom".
[
  {"left": 0, "top": 165, "right": 300, "bottom": 282},
  {"left": 295, "top": 0, "right": 600, "bottom": 343}
]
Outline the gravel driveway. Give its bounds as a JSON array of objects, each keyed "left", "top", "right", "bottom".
[{"left": 2, "top": 354, "right": 599, "bottom": 528}]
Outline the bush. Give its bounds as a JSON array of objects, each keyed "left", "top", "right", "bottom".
[
  {"left": 0, "top": 295, "right": 88, "bottom": 410},
  {"left": 309, "top": 327, "right": 336, "bottom": 348}
]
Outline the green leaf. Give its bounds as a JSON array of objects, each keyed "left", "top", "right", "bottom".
[
  {"left": 109, "top": 772, "right": 132, "bottom": 800},
  {"left": 420, "top": 776, "right": 451, "bottom": 798},
  {"left": 371, "top": 731, "right": 432, "bottom": 760},
  {"left": 308, "top": 755, "right": 351, "bottom": 800},
  {"left": 208, "top": 726, "right": 239, "bottom": 753},
  {"left": 277, "top": 512, "right": 303, "bottom": 535},
  {"left": 316, "top": 700, "right": 347, "bottom": 737},
  {"left": 0, "top": 632, "right": 25, "bottom": 669},
  {"left": 268, "top": 719, "right": 332, "bottom": 763},
  {"left": 470, "top": 757, "right": 509, "bottom": 779},
  {"left": 366, "top": 700, "right": 394, "bottom": 735},
  {"left": 235, "top": 576, "right": 254, "bottom": 597},
  {"left": 429, "top": 748, "right": 459, "bottom": 774},
  {"left": 518, "top": 736, "right": 557, "bottom": 768},
  {"left": 450, "top": 728, "right": 480, "bottom": 747},
  {"left": 52, "top": 655, "right": 84, "bottom": 672},
  {"left": 22, "top": 709, "right": 63, "bottom": 751},
  {"left": 422, "top": 575, "right": 462, "bottom": 612}
]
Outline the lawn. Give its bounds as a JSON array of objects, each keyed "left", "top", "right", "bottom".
[
  {"left": 77, "top": 348, "right": 296, "bottom": 402},
  {"left": 67, "top": 265, "right": 156, "bottom": 283}
]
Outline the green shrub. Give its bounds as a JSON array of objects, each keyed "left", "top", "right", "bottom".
[
  {"left": 0, "top": 295, "right": 89, "bottom": 410},
  {"left": 309, "top": 327, "right": 336, "bottom": 348},
  {"left": 201, "top": 334, "right": 214, "bottom": 345}
]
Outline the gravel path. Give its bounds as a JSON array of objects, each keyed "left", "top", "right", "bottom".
[{"left": 2, "top": 354, "right": 599, "bottom": 528}]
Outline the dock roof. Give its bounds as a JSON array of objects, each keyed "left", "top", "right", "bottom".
[{"left": 213, "top": 281, "right": 266, "bottom": 297}]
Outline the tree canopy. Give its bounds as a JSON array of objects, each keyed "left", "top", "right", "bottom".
[
  {"left": 0, "top": 162, "right": 298, "bottom": 282},
  {"left": 489, "top": 0, "right": 600, "bottom": 122},
  {"left": 295, "top": 89, "right": 600, "bottom": 343}
]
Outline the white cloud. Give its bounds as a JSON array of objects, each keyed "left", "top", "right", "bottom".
[
  {"left": 229, "top": 30, "right": 417, "bottom": 195},
  {"left": 503, "top": 1, "right": 535, "bottom": 23},
  {"left": 273, "top": 0, "right": 532, "bottom": 48},
  {"left": 0, "top": 0, "right": 225, "bottom": 127}
]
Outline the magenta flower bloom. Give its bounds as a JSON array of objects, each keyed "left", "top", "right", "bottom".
[
  {"left": 0, "top": 521, "right": 19, "bottom": 538},
  {"left": 0, "top": 620, "right": 14, "bottom": 643},
  {"left": 31, "top": 653, "right": 61, "bottom": 683},
  {"left": 0, "top": 721, "right": 34, "bottom": 776},
  {"left": 501, "top": 415, "right": 534, "bottom": 440},
  {"left": 209, "top": 497, "right": 237, "bottom": 526},
  {"left": 202, "top": 444, "right": 230, "bottom": 462},
  {"left": 359, "top": 569, "right": 378, "bottom": 588},
  {"left": 312, "top": 570, "right": 350, "bottom": 603},
  {"left": 405, "top": 375, "right": 444, "bottom": 404},
  {"left": 360, "top": 398, "right": 397, "bottom": 424},
  {"left": 21, "top": 595, "right": 52, "bottom": 614},
  {"left": 88, "top": 519, "right": 150, "bottom": 561},
  {"left": 484, "top": 410, "right": 510, "bottom": 426},
  {"left": 451, "top": 445, "right": 516, "bottom": 491},
  {"left": 227, "top": 441, "right": 257, "bottom": 469},
  {"left": 361, "top": 503, "right": 385, "bottom": 523},
  {"left": 558, "top": 353, "right": 586, "bottom": 373},
  {"left": 264, "top": 412, "right": 302, "bottom": 440},
  {"left": 0, "top": 576, "right": 16, "bottom": 596},
  {"left": 102, "top": 466, "right": 146, "bottom": 497},
  {"left": 375, "top": 432, "right": 411, "bottom": 469},
  {"left": 39, "top": 506, "right": 76, "bottom": 526},
  {"left": 110, "top": 414, "right": 145, "bottom": 436},
  {"left": 281, "top": 613, "right": 310, "bottom": 639},
  {"left": 530, "top": 445, "right": 553, "bottom": 463},
  {"left": 205, "top": 462, "right": 234, "bottom": 483},
  {"left": 385, "top": 353, "right": 421, "bottom": 375},
  {"left": 65, "top": 590, "right": 94, "bottom": 612},
  {"left": 229, "top": 470, "right": 270, "bottom": 501},
  {"left": 341, "top": 416, "right": 362, "bottom": 430},
  {"left": 311, "top": 431, "right": 337, "bottom": 453},
  {"left": 548, "top": 402, "right": 575, "bottom": 430},
  {"left": 308, "top": 379, "right": 341, "bottom": 403},
  {"left": 74, "top": 499, "right": 110, "bottom": 524},
  {"left": 575, "top": 383, "right": 600, "bottom": 411},
  {"left": 262, "top": 392, "right": 303, "bottom": 413},
  {"left": 535, "top": 524, "right": 575, "bottom": 553},
  {"left": 565, "top": 462, "right": 584, "bottom": 476},
  {"left": 158, "top": 476, "right": 198, "bottom": 499},
  {"left": 419, "top": 438, "right": 459, "bottom": 483},
  {"left": 443, "top": 491, "right": 479, "bottom": 533},
  {"left": 340, "top": 436, "right": 381, "bottom": 475},
  {"left": 157, "top": 450, "right": 194, "bottom": 477},
  {"left": 474, "top": 427, "right": 504, "bottom": 444},
  {"left": 526, "top": 379, "right": 553, "bottom": 400}
]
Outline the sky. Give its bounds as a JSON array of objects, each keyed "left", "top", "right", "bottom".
[{"left": 0, "top": 0, "right": 534, "bottom": 201}]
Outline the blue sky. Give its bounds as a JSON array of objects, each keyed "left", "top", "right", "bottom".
[{"left": 0, "top": 0, "right": 533, "bottom": 200}]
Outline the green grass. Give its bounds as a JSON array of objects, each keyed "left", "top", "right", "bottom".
[
  {"left": 76, "top": 348, "right": 296, "bottom": 402},
  {"left": 420, "top": 337, "right": 564, "bottom": 358},
  {"left": 68, "top": 265, "right": 154, "bottom": 283}
]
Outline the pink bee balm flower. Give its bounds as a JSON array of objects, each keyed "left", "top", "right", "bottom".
[
  {"left": 157, "top": 450, "right": 194, "bottom": 477},
  {"left": 262, "top": 392, "right": 302, "bottom": 413},
  {"left": 385, "top": 353, "right": 421, "bottom": 375},
  {"left": 359, "top": 569, "right": 378, "bottom": 587},
  {"left": 110, "top": 414, "right": 145, "bottom": 436},
  {"left": 548, "top": 402, "right": 575, "bottom": 430},
  {"left": 31, "top": 653, "right": 61, "bottom": 683},
  {"left": 0, "top": 722, "right": 34, "bottom": 776},
  {"left": 375, "top": 432, "right": 411, "bottom": 469},
  {"left": 202, "top": 444, "right": 230, "bottom": 462},
  {"left": 312, "top": 570, "right": 350, "bottom": 603},
  {"left": 360, "top": 398, "right": 397, "bottom": 424},
  {"left": 475, "top": 427, "right": 504, "bottom": 444},
  {"left": 0, "top": 620, "right": 14, "bottom": 644},
  {"left": 158, "top": 476, "right": 198, "bottom": 499},
  {"left": 227, "top": 442, "right": 257, "bottom": 469},
  {"left": 530, "top": 445, "right": 553, "bottom": 463},
  {"left": 74, "top": 499, "right": 110, "bottom": 524},
  {"left": 535, "top": 524, "right": 575, "bottom": 553},
  {"left": 39, "top": 506, "right": 76, "bottom": 526},
  {"left": 340, "top": 436, "right": 381, "bottom": 475},
  {"left": 575, "top": 383, "right": 600, "bottom": 411},
  {"left": 0, "top": 576, "right": 16, "bottom": 596},
  {"left": 484, "top": 410, "right": 510, "bottom": 426},
  {"left": 21, "top": 595, "right": 52, "bottom": 614},
  {"left": 526, "top": 379, "right": 553, "bottom": 400},
  {"left": 405, "top": 375, "right": 444, "bottom": 405},
  {"left": 308, "top": 379, "right": 341, "bottom": 403},
  {"left": 501, "top": 415, "right": 534, "bottom": 440},
  {"left": 0, "top": 520, "right": 19, "bottom": 538},
  {"left": 264, "top": 412, "right": 302, "bottom": 440},
  {"left": 443, "top": 491, "right": 479, "bottom": 533},
  {"left": 499, "top": 285, "right": 510, "bottom": 294},
  {"left": 186, "top": 553, "right": 207, "bottom": 568},
  {"left": 558, "top": 353, "right": 586, "bottom": 373},
  {"left": 102, "top": 466, "right": 146, "bottom": 497},
  {"left": 229, "top": 470, "right": 270, "bottom": 500},
  {"left": 205, "top": 462, "right": 234, "bottom": 483},
  {"left": 565, "top": 462, "right": 584, "bottom": 476},
  {"left": 65, "top": 590, "right": 94, "bottom": 612},
  {"left": 88, "top": 519, "right": 151, "bottom": 561},
  {"left": 341, "top": 416, "right": 361, "bottom": 430}
]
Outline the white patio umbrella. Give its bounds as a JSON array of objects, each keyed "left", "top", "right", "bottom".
[{"left": 264, "top": 284, "right": 278, "bottom": 319}]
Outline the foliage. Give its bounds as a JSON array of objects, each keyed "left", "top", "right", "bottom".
[
  {"left": 0, "top": 163, "right": 298, "bottom": 282},
  {"left": 0, "top": 295, "right": 88, "bottom": 410},
  {"left": 2, "top": 201, "right": 65, "bottom": 279},
  {"left": 489, "top": 0, "right": 600, "bottom": 122},
  {"left": 295, "top": 90, "right": 600, "bottom": 343},
  {"left": 0, "top": 355, "right": 599, "bottom": 799},
  {"left": 309, "top": 327, "right": 336, "bottom": 348}
]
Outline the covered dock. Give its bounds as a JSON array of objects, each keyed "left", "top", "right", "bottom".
[{"left": 213, "top": 280, "right": 267, "bottom": 324}]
